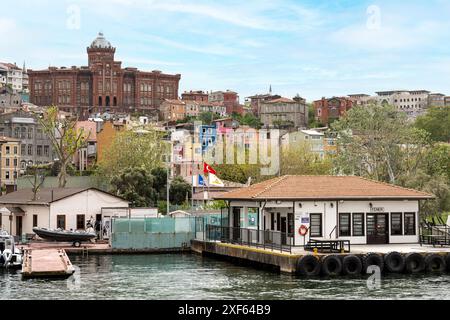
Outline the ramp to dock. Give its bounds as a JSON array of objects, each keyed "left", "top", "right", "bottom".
[{"left": 22, "top": 249, "right": 75, "bottom": 279}]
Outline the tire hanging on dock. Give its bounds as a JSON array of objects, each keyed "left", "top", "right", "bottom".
[
  {"left": 342, "top": 255, "right": 363, "bottom": 276},
  {"left": 425, "top": 254, "right": 446, "bottom": 273},
  {"left": 362, "top": 253, "right": 384, "bottom": 273},
  {"left": 296, "top": 255, "right": 321, "bottom": 277},
  {"left": 404, "top": 253, "right": 425, "bottom": 273},
  {"left": 384, "top": 252, "right": 405, "bottom": 273},
  {"left": 321, "top": 255, "right": 343, "bottom": 276}
]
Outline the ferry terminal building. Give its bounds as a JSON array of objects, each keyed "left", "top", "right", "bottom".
[{"left": 215, "top": 176, "right": 434, "bottom": 246}]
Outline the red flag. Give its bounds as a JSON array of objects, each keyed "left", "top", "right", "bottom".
[{"left": 203, "top": 162, "right": 217, "bottom": 175}]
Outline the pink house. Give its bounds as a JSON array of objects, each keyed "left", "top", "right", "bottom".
[{"left": 73, "top": 121, "right": 98, "bottom": 171}]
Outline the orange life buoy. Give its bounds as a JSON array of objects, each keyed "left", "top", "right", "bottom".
[{"left": 299, "top": 225, "right": 309, "bottom": 236}]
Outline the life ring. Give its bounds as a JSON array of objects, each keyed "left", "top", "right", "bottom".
[{"left": 298, "top": 225, "right": 309, "bottom": 236}]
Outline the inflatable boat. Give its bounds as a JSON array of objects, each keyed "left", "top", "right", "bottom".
[{"left": 33, "top": 227, "right": 96, "bottom": 247}]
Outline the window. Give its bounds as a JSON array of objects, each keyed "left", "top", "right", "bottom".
[
  {"left": 309, "top": 213, "right": 322, "bottom": 237},
  {"left": 276, "top": 213, "right": 281, "bottom": 231},
  {"left": 13, "top": 159, "right": 17, "bottom": 167},
  {"left": 5, "top": 146, "right": 10, "bottom": 154},
  {"left": 14, "top": 146, "right": 17, "bottom": 155},
  {"left": 28, "top": 145, "right": 33, "bottom": 155},
  {"left": 391, "top": 213, "right": 403, "bottom": 235},
  {"left": 404, "top": 213, "right": 416, "bottom": 235},
  {"left": 28, "top": 128, "right": 33, "bottom": 139},
  {"left": 44, "top": 146, "right": 49, "bottom": 157},
  {"left": 77, "top": 215, "right": 85, "bottom": 230},
  {"left": 5, "top": 158, "right": 9, "bottom": 166},
  {"left": 352, "top": 213, "right": 364, "bottom": 236},
  {"left": 5, "top": 171, "right": 9, "bottom": 179},
  {"left": 37, "top": 145, "right": 42, "bottom": 156},
  {"left": 57, "top": 215, "right": 66, "bottom": 230},
  {"left": 21, "top": 145, "right": 25, "bottom": 155},
  {"left": 339, "top": 213, "right": 351, "bottom": 237},
  {"left": 33, "top": 215, "right": 38, "bottom": 228},
  {"left": 270, "top": 212, "right": 275, "bottom": 230}
]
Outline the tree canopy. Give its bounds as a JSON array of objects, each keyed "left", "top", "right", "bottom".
[{"left": 415, "top": 107, "right": 450, "bottom": 142}]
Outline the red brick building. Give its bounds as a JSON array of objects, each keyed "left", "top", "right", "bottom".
[
  {"left": 181, "top": 90, "right": 209, "bottom": 103},
  {"left": 314, "top": 97, "right": 353, "bottom": 125},
  {"left": 209, "top": 90, "right": 243, "bottom": 115},
  {"left": 28, "top": 33, "right": 181, "bottom": 117}
]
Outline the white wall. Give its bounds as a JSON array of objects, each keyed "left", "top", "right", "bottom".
[
  {"left": 0, "top": 205, "right": 49, "bottom": 236},
  {"left": 228, "top": 199, "right": 420, "bottom": 246},
  {"left": 49, "top": 190, "right": 129, "bottom": 231}
]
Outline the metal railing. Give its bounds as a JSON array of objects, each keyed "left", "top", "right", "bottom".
[
  {"left": 205, "top": 225, "right": 293, "bottom": 254},
  {"left": 420, "top": 221, "right": 450, "bottom": 247},
  {"left": 304, "top": 239, "right": 351, "bottom": 253}
]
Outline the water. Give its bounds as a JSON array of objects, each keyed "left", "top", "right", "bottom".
[{"left": 1, "top": 254, "right": 450, "bottom": 300}]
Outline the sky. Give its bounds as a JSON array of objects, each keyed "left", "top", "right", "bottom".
[{"left": 1, "top": 0, "right": 450, "bottom": 102}]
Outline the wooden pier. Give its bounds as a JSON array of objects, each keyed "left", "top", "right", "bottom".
[{"left": 22, "top": 249, "right": 75, "bottom": 279}]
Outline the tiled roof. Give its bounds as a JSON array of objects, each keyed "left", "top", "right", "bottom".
[
  {"left": 214, "top": 176, "right": 434, "bottom": 200},
  {"left": 264, "top": 97, "right": 296, "bottom": 104}
]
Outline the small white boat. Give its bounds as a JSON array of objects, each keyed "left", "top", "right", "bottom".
[{"left": 0, "top": 230, "right": 23, "bottom": 268}]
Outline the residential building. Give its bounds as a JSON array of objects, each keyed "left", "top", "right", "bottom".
[
  {"left": 445, "top": 96, "right": 450, "bottom": 107},
  {"left": 160, "top": 99, "right": 186, "bottom": 122},
  {"left": 259, "top": 96, "right": 308, "bottom": 129},
  {"left": 348, "top": 94, "right": 377, "bottom": 106},
  {"left": 314, "top": 97, "right": 353, "bottom": 125},
  {"left": 0, "top": 91, "right": 23, "bottom": 113},
  {"left": 181, "top": 90, "right": 209, "bottom": 103},
  {"left": 0, "top": 111, "right": 53, "bottom": 169},
  {"left": 96, "top": 120, "right": 125, "bottom": 163},
  {"left": 197, "top": 124, "right": 217, "bottom": 153},
  {"left": 199, "top": 102, "right": 227, "bottom": 117},
  {"left": 246, "top": 93, "right": 281, "bottom": 116},
  {"left": 0, "top": 62, "right": 28, "bottom": 93},
  {"left": 281, "top": 130, "right": 325, "bottom": 159},
  {"left": 0, "top": 187, "right": 129, "bottom": 236},
  {"left": 215, "top": 175, "right": 433, "bottom": 246},
  {"left": 0, "top": 136, "right": 21, "bottom": 193},
  {"left": 209, "top": 90, "right": 242, "bottom": 115},
  {"left": 28, "top": 32, "right": 181, "bottom": 117},
  {"left": 74, "top": 121, "right": 97, "bottom": 171},
  {"left": 184, "top": 101, "right": 200, "bottom": 118},
  {"left": 428, "top": 93, "right": 446, "bottom": 107}
]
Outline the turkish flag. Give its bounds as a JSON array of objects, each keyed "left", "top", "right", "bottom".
[{"left": 203, "top": 162, "right": 217, "bottom": 175}]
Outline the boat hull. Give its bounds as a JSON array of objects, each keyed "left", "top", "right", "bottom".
[{"left": 33, "top": 228, "right": 96, "bottom": 242}]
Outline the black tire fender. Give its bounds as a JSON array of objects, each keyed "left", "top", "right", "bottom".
[
  {"left": 342, "top": 255, "right": 363, "bottom": 276},
  {"left": 362, "top": 253, "right": 384, "bottom": 273},
  {"left": 405, "top": 253, "right": 425, "bottom": 273},
  {"left": 425, "top": 254, "right": 446, "bottom": 273},
  {"left": 384, "top": 252, "right": 405, "bottom": 273},
  {"left": 321, "top": 255, "right": 343, "bottom": 276},
  {"left": 297, "top": 255, "right": 321, "bottom": 277}
]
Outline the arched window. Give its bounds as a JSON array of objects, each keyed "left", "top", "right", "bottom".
[
  {"left": 98, "top": 96, "right": 103, "bottom": 106},
  {"left": 106, "top": 96, "right": 110, "bottom": 107},
  {"left": 113, "top": 97, "right": 117, "bottom": 107}
]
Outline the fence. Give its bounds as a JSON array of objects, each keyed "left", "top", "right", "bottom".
[
  {"left": 111, "top": 217, "right": 196, "bottom": 250},
  {"left": 205, "top": 225, "right": 293, "bottom": 253},
  {"left": 111, "top": 215, "right": 227, "bottom": 250}
]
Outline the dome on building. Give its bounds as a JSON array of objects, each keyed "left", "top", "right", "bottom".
[{"left": 90, "top": 32, "right": 112, "bottom": 49}]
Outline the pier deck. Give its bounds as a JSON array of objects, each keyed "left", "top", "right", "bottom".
[
  {"left": 192, "top": 240, "right": 450, "bottom": 274},
  {"left": 22, "top": 249, "right": 75, "bottom": 279}
]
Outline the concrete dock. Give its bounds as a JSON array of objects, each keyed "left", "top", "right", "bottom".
[
  {"left": 22, "top": 249, "right": 75, "bottom": 279},
  {"left": 191, "top": 240, "right": 450, "bottom": 275}
]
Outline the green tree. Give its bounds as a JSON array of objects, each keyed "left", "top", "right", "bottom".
[
  {"left": 198, "top": 112, "right": 221, "bottom": 125},
  {"left": 110, "top": 168, "right": 158, "bottom": 208},
  {"left": 151, "top": 167, "right": 168, "bottom": 200},
  {"left": 97, "top": 129, "right": 168, "bottom": 180},
  {"left": 307, "top": 103, "right": 322, "bottom": 128},
  {"left": 415, "top": 107, "right": 450, "bottom": 142},
  {"left": 332, "top": 104, "right": 431, "bottom": 185},
  {"left": 280, "top": 141, "right": 333, "bottom": 175},
  {"left": 169, "top": 176, "right": 192, "bottom": 206},
  {"left": 37, "top": 106, "right": 90, "bottom": 188}
]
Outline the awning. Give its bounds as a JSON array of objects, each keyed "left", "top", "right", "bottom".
[{"left": 0, "top": 207, "right": 25, "bottom": 216}]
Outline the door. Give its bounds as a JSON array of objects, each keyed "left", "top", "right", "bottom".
[
  {"left": 280, "top": 217, "right": 287, "bottom": 245},
  {"left": 15, "top": 216, "right": 23, "bottom": 236},
  {"left": 367, "top": 214, "right": 389, "bottom": 244},
  {"left": 232, "top": 208, "right": 241, "bottom": 242}
]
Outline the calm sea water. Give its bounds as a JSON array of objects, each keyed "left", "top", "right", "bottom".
[{"left": 1, "top": 254, "right": 450, "bottom": 300}]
